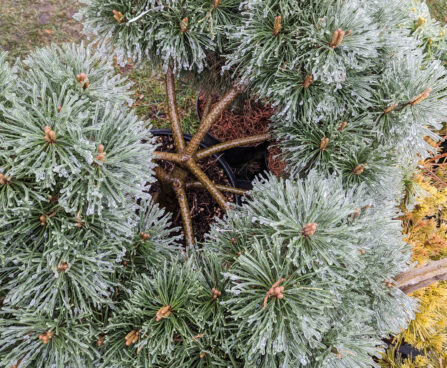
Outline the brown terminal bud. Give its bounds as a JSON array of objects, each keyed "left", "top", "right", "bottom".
[
  {"left": 180, "top": 17, "right": 189, "bottom": 33},
  {"left": 57, "top": 262, "right": 69, "bottom": 272},
  {"left": 156, "top": 305, "right": 172, "bottom": 321},
  {"left": 97, "top": 335, "right": 105, "bottom": 347},
  {"left": 77, "top": 73, "right": 87, "bottom": 83},
  {"left": 303, "top": 75, "right": 314, "bottom": 88},
  {"left": 338, "top": 121, "right": 347, "bottom": 131},
  {"left": 124, "top": 330, "right": 140, "bottom": 346},
  {"left": 319, "top": 137, "right": 329, "bottom": 151},
  {"left": 352, "top": 164, "right": 365, "bottom": 175},
  {"left": 213, "top": 0, "right": 221, "bottom": 8},
  {"left": 360, "top": 249, "right": 366, "bottom": 255},
  {"left": 231, "top": 237, "right": 237, "bottom": 245},
  {"left": 200, "top": 352, "right": 206, "bottom": 359},
  {"left": 140, "top": 232, "right": 150, "bottom": 241},
  {"left": 0, "top": 173, "right": 11, "bottom": 185},
  {"left": 39, "top": 331, "right": 55, "bottom": 344},
  {"left": 40, "top": 215, "right": 47, "bottom": 226},
  {"left": 95, "top": 144, "right": 106, "bottom": 163},
  {"left": 329, "top": 28, "right": 345, "bottom": 48},
  {"left": 57, "top": 105, "right": 62, "bottom": 113},
  {"left": 273, "top": 16, "right": 282, "bottom": 36},
  {"left": 113, "top": 9, "right": 126, "bottom": 23},
  {"left": 302, "top": 222, "right": 318, "bottom": 236},
  {"left": 44, "top": 126, "right": 57, "bottom": 143}
]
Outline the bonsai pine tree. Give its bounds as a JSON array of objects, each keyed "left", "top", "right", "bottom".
[
  {"left": 0, "top": 44, "right": 179, "bottom": 367},
  {"left": 1, "top": 0, "right": 447, "bottom": 367}
]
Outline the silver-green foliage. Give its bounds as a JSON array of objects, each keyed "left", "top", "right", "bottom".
[
  {"left": 204, "top": 172, "right": 416, "bottom": 367},
  {"left": 0, "top": 44, "right": 177, "bottom": 368}
]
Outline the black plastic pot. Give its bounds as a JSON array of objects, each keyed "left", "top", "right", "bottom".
[
  {"left": 196, "top": 91, "right": 269, "bottom": 167},
  {"left": 150, "top": 128, "right": 241, "bottom": 205}
]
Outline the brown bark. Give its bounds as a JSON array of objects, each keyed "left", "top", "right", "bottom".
[
  {"left": 195, "top": 133, "right": 270, "bottom": 160},
  {"left": 186, "top": 85, "right": 242, "bottom": 155},
  {"left": 173, "top": 181, "right": 195, "bottom": 250},
  {"left": 153, "top": 151, "right": 189, "bottom": 165},
  {"left": 186, "top": 181, "right": 248, "bottom": 196},
  {"left": 166, "top": 68, "right": 186, "bottom": 153},
  {"left": 396, "top": 258, "right": 447, "bottom": 294},
  {"left": 185, "top": 159, "right": 229, "bottom": 210}
]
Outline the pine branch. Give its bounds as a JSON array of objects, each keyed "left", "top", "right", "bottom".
[
  {"left": 166, "top": 68, "right": 186, "bottom": 153},
  {"left": 173, "top": 180, "right": 195, "bottom": 249},
  {"left": 201, "top": 95, "right": 213, "bottom": 122},
  {"left": 154, "top": 151, "right": 188, "bottom": 165},
  {"left": 396, "top": 258, "right": 447, "bottom": 294},
  {"left": 185, "top": 181, "right": 248, "bottom": 196},
  {"left": 186, "top": 85, "right": 242, "bottom": 155},
  {"left": 195, "top": 134, "right": 270, "bottom": 160},
  {"left": 185, "top": 159, "right": 229, "bottom": 210}
]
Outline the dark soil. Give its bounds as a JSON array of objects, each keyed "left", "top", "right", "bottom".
[
  {"left": 149, "top": 135, "right": 234, "bottom": 243},
  {"left": 197, "top": 92, "right": 274, "bottom": 142}
]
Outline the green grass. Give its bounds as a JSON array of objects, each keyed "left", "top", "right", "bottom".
[
  {"left": 427, "top": 0, "right": 447, "bottom": 23},
  {"left": 0, "top": 0, "right": 198, "bottom": 133}
]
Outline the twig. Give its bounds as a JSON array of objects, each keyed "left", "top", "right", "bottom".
[
  {"left": 186, "top": 85, "right": 243, "bottom": 155},
  {"left": 185, "top": 159, "right": 229, "bottom": 210},
  {"left": 185, "top": 181, "right": 248, "bottom": 196},
  {"left": 195, "top": 133, "right": 270, "bottom": 160},
  {"left": 396, "top": 258, "right": 447, "bottom": 294},
  {"left": 166, "top": 69, "right": 186, "bottom": 153}
]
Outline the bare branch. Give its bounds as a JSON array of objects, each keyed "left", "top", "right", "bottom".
[
  {"left": 153, "top": 151, "right": 188, "bottom": 165},
  {"left": 166, "top": 68, "right": 186, "bottom": 153},
  {"left": 195, "top": 133, "right": 270, "bottom": 160},
  {"left": 185, "top": 181, "right": 248, "bottom": 196},
  {"left": 396, "top": 258, "right": 447, "bottom": 294},
  {"left": 186, "top": 85, "right": 243, "bottom": 155},
  {"left": 201, "top": 94, "right": 213, "bottom": 122},
  {"left": 185, "top": 159, "right": 229, "bottom": 210},
  {"left": 173, "top": 181, "right": 195, "bottom": 251}
]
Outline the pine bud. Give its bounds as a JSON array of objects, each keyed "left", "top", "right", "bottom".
[
  {"left": 125, "top": 330, "right": 140, "bottom": 346},
  {"left": 40, "top": 215, "right": 47, "bottom": 226},
  {"left": 44, "top": 126, "right": 57, "bottom": 143},
  {"left": 113, "top": 9, "right": 126, "bottom": 23},
  {"left": 329, "top": 28, "right": 345, "bottom": 48},
  {"left": 211, "top": 287, "right": 222, "bottom": 299},
  {"left": 416, "top": 16, "right": 427, "bottom": 28},
  {"left": 95, "top": 144, "right": 106, "bottom": 163},
  {"left": 410, "top": 87, "right": 432, "bottom": 106},
  {"left": 76, "top": 73, "right": 90, "bottom": 90},
  {"left": 302, "top": 222, "right": 317, "bottom": 236},
  {"left": 200, "top": 352, "right": 206, "bottom": 359},
  {"left": 213, "top": 0, "right": 221, "bottom": 8},
  {"left": 180, "top": 17, "right": 189, "bottom": 33},
  {"left": 273, "top": 16, "right": 282, "bottom": 36},
  {"left": 39, "top": 331, "right": 55, "bottom": 344},
  {"left": 319, "top": 137, "right": 329, "bottom": 151},
  {"left": 97, "top": 335, "right": 105, "bottom": 347},
  {"left": 156, "top": 305, "right": 172, "bottom": 321},
  {"left": 0, "top": 173, "right": 10, "bottom": 185},
  {"left": 76, "top": 211, "right": 84, "bottom": 228},
  {"left": 57, "top": 262, "right": 69, "bottom": 272},
  {"left": 77, "top": 73, "right": 87, "bottom": 83},
  {"left": 57, "top": 105, "right": 62, "bottom": 113},
  {"left": 352, "top": 164, "right": 365, "bottom": 175},
  {"left": 360, "top": 249, "right": 366, "bottom": 255},
  {"left": 338, "top": 121, "right": 347, "bottom": 131},
  {"left": 303, "top": 75, "right": 314, "bottom": 88},
  {"left": 231, "top": 237, "right": 237, "bottom": 245},
  {"left": 140, "top": 232, "right": 150, "bottom": 241}
]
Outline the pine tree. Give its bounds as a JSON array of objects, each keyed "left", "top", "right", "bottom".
[{"left": 1, "top": 0, "right": 447, "bottom": 367}]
